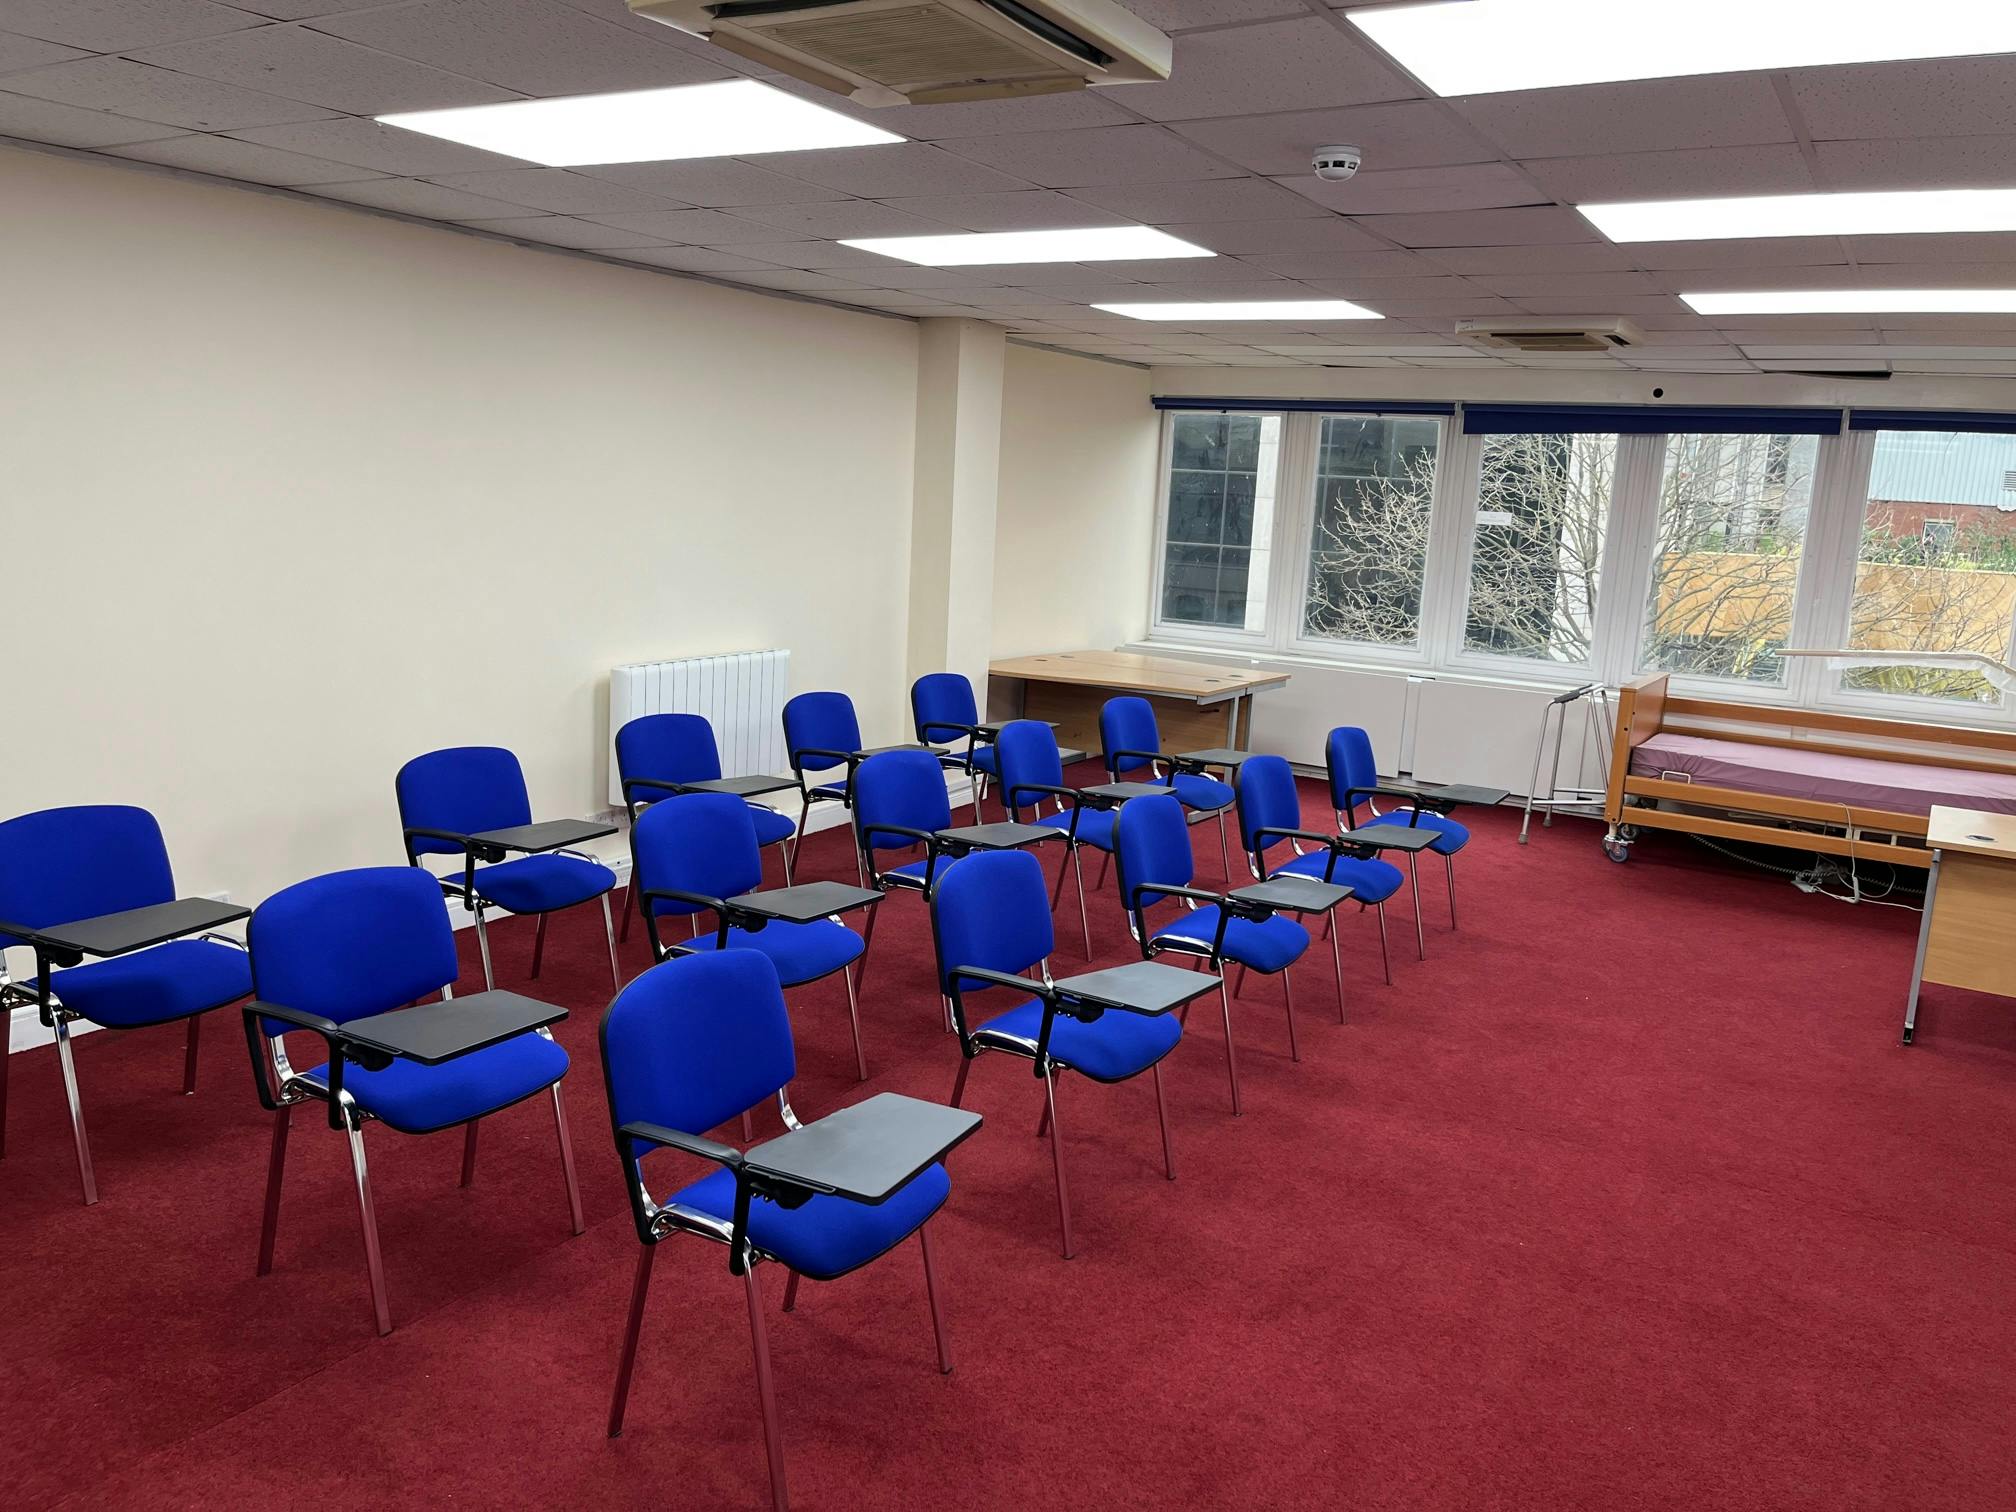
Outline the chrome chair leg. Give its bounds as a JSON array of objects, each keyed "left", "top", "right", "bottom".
[
  {"left": 460, "top": 1119, "right": 480, "bottom": 1187},
  {"left": 1215, "top": 978, "right": 1242, "bottom": 1116},
  {"left": 53, "top": 1017, "right": 98, "bottom": 1206},
  {"left": 257, "top": 1103, "right": 292, "bottom": 1275},
  {"left": 1042, "top": 1069, "right": 1073, "bottom": 1258},
  {"left": 1407, "top": 854, "right": 1426, "bottom": 960},
  {"left": 782, "top": 1269, "right": 802, "bottom": 1313},
  {"left": 1233, "top": 964, "right": 1247, "bottom": 998},
  {"left": 842, "top": 963, "right": 868, "bottom": 1082},
  {"left": 744, "top": 1265, "right": 791, "bottom": 1512},
  {"left": 619, "top": 879, "right": 635, "bottom": 943},
  {"left": 530, "top": 913, "right": 548, "bottom": 979},
  {"left": 1049, "top": 842, "right": 1070, "bottom": 909},
  {"left": 1070, "top": 846, "right": 1092, "bottom": 960},
  {"left": 1328, "top": 914, "right": 1347, "bottom": 1023},
  {"left": 919, "top": 1223, "right": 953, "bottom": 1374},
  {"left": 473, "top": 903, "right": 496, "bottom": 993},
  {"left": 345, "top": 1117, "right": 393, "bottom": 1337},
  {"left": 741, "top": 1109, "right": 755, "bottom": 1142},
  {"left": 1151, "top": 1061, "right": 1175, "bottom": 1181},
  {"left": 1216, "top": 811, "right": 1232, "bottom": 881},
  {"left": 182, "top": 1015, "right": 202, "bottom": 1095},
  {"left": 855, "top": 905, "right": 880, "bottom": 997},
  {"left": 1094, "top": 851, "right": 1111, "bottom": 891},
  {"left": 779, "top": 834, "right": 796, "bottom": 887},
  {"left": 1035, "top": 1097, "right": 1050, "bottom": 1139},
  {"left": 949, "top": 1056, "right": 971, "bottom": 1107},
  {"left": 1375, "top": 903, "right": 1393, "bottom": 985},
  {"left": 600, "top": 893, "right": 622, "bottom": 990},
  {"left": 551, "top": 1083, "right": 586, "bottom": 1236},
  {"left": 789, "top": 796, "right": 811, "bottom": 874},
  {"left": 1445, "top": 854, "right": 1458, "bottom": 927},
  {"left": 1281, "top": 969, "right": 1300, "bottom": 1063},
  {"left": 0, "top": 970, "right": 10, "bottom": 1157},
  {"left": 607, "top": 1245, "right": 656, "bottom": 1438}
]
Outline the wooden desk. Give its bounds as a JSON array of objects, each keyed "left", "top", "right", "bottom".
[
  {"left": 1904, "top": 805, "right": 2016, "bottom": 1043},
  {"left": 987, "top": 650, "right": 1289, "bottom": 759}
]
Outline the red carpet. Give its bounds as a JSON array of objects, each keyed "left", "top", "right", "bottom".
[{"left": 5, "top": 769, "right": 2014, "bottom": 1511}]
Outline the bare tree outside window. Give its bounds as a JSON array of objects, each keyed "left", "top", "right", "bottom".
[
  {"left": 1461, "top": 432, "right": 1617, "bottom": 663},
  {"left": 1301, "top": 416, "right": 1441, "bottom": 647}
]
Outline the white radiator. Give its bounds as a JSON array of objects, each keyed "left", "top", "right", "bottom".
[{"left": 609, "top": 650, "right": 792, "bottom": 807}]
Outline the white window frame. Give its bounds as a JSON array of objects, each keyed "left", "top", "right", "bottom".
[{"left": 1147, "top": 408, "right": 1285, "bottom": 649}]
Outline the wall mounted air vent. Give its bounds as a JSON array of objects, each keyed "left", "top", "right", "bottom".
[{"left": 1455, "top": 317, "right": 1644, "bottom": 354}]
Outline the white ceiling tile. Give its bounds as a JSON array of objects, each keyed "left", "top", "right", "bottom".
[
  {"left": 426, "top": 166, "right": 685, "bottom": 213},
  {"left": 1341, "top": 295, "right": 1523, "bottom": 317},
  {"left": 226, "top": 117, "right": 531, "bottom": 175},
  {"left": 0, "top": 31, "right": 86, "bottom": 74},
  {"left": 106, "top": 131, "right": 375, "bottom": 184},
  {"left": 311, "top": 0, "right": 729, "bottom": 97},
  {"left": 1620, "top": 360, "right": 1759, "bottom": 373},
  {"left": 0, "top": 0, "right": 258, "bottom": 51},
  {"left": 1472, "top": 271, "right": 1664, "bottom": 297},
  {"left": 716, "top": 199, "right": 952, "bottom": 238},
  {"left": 1451, "top": 76, "right": 1794, "bottom": 158},
  {"left": 1231, "top": 247, "right": 1444, "bottom": 278},
  {"left": 1061, "top": 256, "right": 1262, "bottom": 282},
  {"left": 821, "top": 85, "right": 1133, "bottom": 142},
  {"left": 0, "top": 90, "right": 182, "bottom": 146},
  {"left": 837, "top": 288, "right": 968, "bottom": 306},
  {"left": 875, "top": 190, "right": 1128, "bottom": 232},
  {"left": 1109, "top": 0, "right": 1304, "bottom": 28},
  {"left": 1128, "top": 278, "right": 1329, "bottom": 302},
  {"left": 1276, "top": 162, "right": 1541, "bottom": 215},
  {"left": 1607, "top": 329, "right": 1741, "bottom": 346},
  {"left": 1169, "top": 101, "right": 1494, "bottom": 176},
  {"left": 717, "top": 268, "right": 866, "bottom": 292},
  {"left": 1715, "top": 325, "right": 1880, "bottom": 341},
  {"left": 574, "top": 158, "right": 846, "bottom": 205},
  {"left": 1357, "top": 205, "right": 1599, "bottom": 248},
  {"left": 1067, "top": 176, "right": 1323, "bottom": 223},
  {"left": 461, "top": 214, "right": 670, "bottom": 248},
  {"left": 309, "top": 176, "right": 540, "bottom": 220},
  {"left": 1811, "top": 135, "right": 2016, "bottom": 193},
  {"left": 1124, "top": 16, "right": 1414, "bottom": 122},
  {"left": 729, "top": 240, "right": 915, "bottom": 271},
  {"left": 1788, "top": 56, "right": 2016, "bottom": 142},
  {"left": 1675, "top": 263, "right": 2016, "bottom": 293},
  {"left": 1742, "top": 344, "right": 2016, "bottom": 360},
  {"left": 582, "top": 206, "right": 795, "bottom": 242},
  {"left": 1515, "top": 295, "right": 1684, "bottom": 314},
  {"left": 842, "top": 265, "right": 993, "bottom": 289},
  {"left": 133, "top": 26, "right": 521, "bottom": 114},
  {"left": 933, "top": 125, "right": 1242, "bottom": 189},
  {"left": 1423, "top": 243, "right": 1639, "bottom": 274},
  {"left": 1874, "top": 313, "right": 2016, "bottom": 332},
  {"left": 899, "top": 284, "right": 1057, "bottom": 303},
  {"left": 1246, "top": 266, "right": 1475, "bottom": 295},
  {"left": 1519, "top": 145, "right": 1815, "bottom": 203},
  {"left": 224, "top": 2, "right": 398, "bottom": 15},
  {"left": 1627, "top": 237, "right": 1848, "bottom": 271},
  {"left": 761, "top": 141, "right": 1029, "bottom": 197},
  {"left": 1886, "top": 359, "right": 2016, "bottom": 375},
  {"left": 614, "top": 245, "right": 781, "bottom": 273},
  {"left": 1161, "top": 219, "right": 1388, "bottom": 256},
  {"left": 950, "top": 268, "right": 1147, "bottom": 293},
  {"left": 3, "top": 56, "right": 340, "bottom": 129}
]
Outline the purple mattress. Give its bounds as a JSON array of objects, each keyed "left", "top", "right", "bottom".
[{"left": 1630, "top": 732, "right": 2016, "bottom": 817}]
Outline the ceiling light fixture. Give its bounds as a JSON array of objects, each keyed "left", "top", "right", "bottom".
[
  {"left": 1582, "top": 188, "right": 2016, "bottom": 242},
  {"left": 1093, "top": 300, "right": 1382, "bottom": 321},
  {"left": 1683, "top": 289, "right": 2016, "bottom": 315},
  {"left": 841, "top": 227, "right": 1212, "bottom": 266},
  {"left": 1349, "top": 0, "right": 2016, "bottom": 96},
  {"left": 378, "top": 80, "right": 899, "bottom": 167}
]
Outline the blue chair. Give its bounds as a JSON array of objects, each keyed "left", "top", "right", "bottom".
[
  {"left": 910, "top": 672, "right": 997, "bottom": 821},
  {"left": 1116, "top": 793, "right": 1310, "bottom": 1115},
  {"left": 1100, "top": 695, "right": 1235, "bottom": 879},
  {"left": 850, "top": 749, "right": 963, "bottom": 996},
  {"left": 630, "top": 794, "right": 872, "bottom": 1081},
  {"left": 994, "top": 718, "right": 1116, "bottom": 959},
  {"left": 781, "top": 690, "right": 863, "bottom": 877},
  {"left": 242, "top": 866, "right": 583, "bottom": 1336},
  {"left": 932, "top": 850, "right": 1180, "bottom": 1258},
  {"left": 1237, "top": 753, "right": 1406, "bottom": 984},
  {"left": 601, "top": 951, "right": 968, "bottom": 1511},
  {"left": 0, "top": 805, "right": 252, "bottom": 1205},
  {"left": 396, "top": 745, "right": 620, "bottom": 993},
  {"left": 1329, "top": 726, "right": 1473, "bottom": 941}
]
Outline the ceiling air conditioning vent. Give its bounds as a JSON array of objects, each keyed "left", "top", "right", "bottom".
[
  {"left": 1455, "top": 317, "right": 1643, "bottom": 354},
  {"left": 628, "top": 0, "right": 1172, "bottom": 106}
]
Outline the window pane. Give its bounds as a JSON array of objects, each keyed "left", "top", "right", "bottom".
[
  {"left": 1159, "top": 413, "right": 1280, "bottom": 631},
  {"left": 1302, "top": 416, "right": 1441, "bottom": 647},
  {"left": 1640, "top": 433, "right": 1816, "bottom": 683},
  {"left": 1462, "top": 432, "right": 1617, "bottom": 662},
  {"left": 1845, "top": 429, "right": 2016, "bottom": 702}
]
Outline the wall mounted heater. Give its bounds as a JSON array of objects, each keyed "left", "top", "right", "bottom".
[{"left": 608, "top": 649, "right": 791, "bottom": 807}]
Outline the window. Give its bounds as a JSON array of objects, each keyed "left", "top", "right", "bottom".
[
  {"left": 1639, "top": 432, "right": 1817, "bottom": 683},
  {"left": 1845, "top": 429, "right": 2016, "bottom": 702},
  {"left": 1158, "top": 412, "right": 1280, "bottom": 631},
  {"left": 1300, "top": 415, "right": 1441, "bottom": 649},
  {"left": 1462, "top": 431, "right": 1618, "bottom": 663}
]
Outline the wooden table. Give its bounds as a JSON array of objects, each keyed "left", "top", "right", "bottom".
[
  {"left": 1904, "top": 805, "right": 2016, "bottom": 1043},
  {"left": 987, "top": 649, "right": 1289, "bottom": 759}
]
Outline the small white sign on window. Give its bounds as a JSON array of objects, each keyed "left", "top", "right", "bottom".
[{"left": 1475, "top": 508, "right": 1515, "bottom": 526}]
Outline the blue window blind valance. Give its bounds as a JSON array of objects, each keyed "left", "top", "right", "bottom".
[
  {"left": 1153, "top": 397, "right": 1456, "bottom": 416},
  {"left": 1461, "top": 403, "right": 1842, "bottom": 436},
  {"left": 1848, "top": 408, "right": 2016, "bottom": 435}
]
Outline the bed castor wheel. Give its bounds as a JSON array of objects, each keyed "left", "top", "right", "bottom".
[{"left": 1602, "top": 838, "right": 1630, "bottom": 863}]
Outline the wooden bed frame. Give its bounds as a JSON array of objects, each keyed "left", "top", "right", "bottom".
[{"left": 1601, "top": 673, "right": 2016, "bottom": 868}]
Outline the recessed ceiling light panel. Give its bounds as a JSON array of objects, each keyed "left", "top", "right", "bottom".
[
  {"left": 1350, "top": 0, "right": 2016, "bottom": 96},
  {"left": 378, "top": 80, "right": 900, "bottom": 167},
  {"left": 1683, "top": 289, "right": 2016, "bottom": 315},
  {"left": 1094, "top": 300, "right": 1382, "bottom": 321},
  {"left": 841, "top": 227, "right": 1211, "bottom": 266},
  {"left": 1583, "top": 188, "right": 2016, "bottom": 243}
]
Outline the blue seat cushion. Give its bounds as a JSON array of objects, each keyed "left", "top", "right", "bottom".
[
  {"left": 44, "top": 939, "right": 252, "bottom": 1029},
  {"left": 683, "top": 918, "right": 864, "bottom": 986},
  {"left": 970, "top": 745, "right": 999, "bottom": 776},
  {"left": 809, "top": 782, "right": 849, "bottom": 802},
  {"left": 470, "top": 854, "right": 614, "bottom": 914},
  {"left": 1172, "top": 772, "right": 1234, "bottom": 813},
  {"left": 977, "top": 996, "right": 1182, "bottom": 1083},
  {"left": 748, "top": 805, "right": 795, "bottom": 847},
  {"left": 1030, "top": 805, "right": 1115, "bottom": 853},
  {"left": 1151, "top": 907, "right": 1308, "bottom": 972},
  {"left": 883, "top": 854, "right": 962, "bottom": 889},
  {"left": 669, "top": 1160, "right": 950, "bottom": 1281},
  {"left": 1274, "top": 849, "right": 1404, "bottom": 904},
  {"left": 305, "top": 1032, "right": 568, "bottom": 1135},
  {"left": 1392, "top": 808, "right": 1469, "bottom": 856}
]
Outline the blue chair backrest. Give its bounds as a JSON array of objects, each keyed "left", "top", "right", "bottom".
[
  {"left": 994, "top": 720, "right": 1064, "bottom": 818},
  {"left": 783, "top": 691, "right": 862, "bottom": 777},
  {"left": 631, "top": 794, "right": 762, "bottom": 921},
  {"left": 1237, "top": 755, "right": 1303, "bottom": 860},
  {"left": 931, "top": 849, "right": 1053, "bottom": 993},
  {"left": 603, "top": 951, "right": 795, "bottom": 1136},
  {"left": 1100, "top": 696, "right": 1160, "bottom": 777},
  {"left": 854, "top": 750, "right": 951, "bottom": 855},
  {"left": 615, "top": 713, "right": 722, "bottom": 800},
  {"left": 397, "top": 747, "right": 532, "bottom": 857},
  {"left": 911, "top": 673, "right": 978, "bottom": 745},
  {"left": 1326, "top": 727, "right": 1379, "bottom": 816},
  {"left": 250, "top": 867, "right": 458, "bottom": 1027},
  {"left": 1115, "top": 793, "right": 1193, "bottom": 916},
  {"left": 0, "top": 805, "right": 174, "bottom": 949}
]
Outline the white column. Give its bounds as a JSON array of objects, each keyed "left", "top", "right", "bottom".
[{"left": 908, "top": 318, "right": 1006, "bottom": 693}]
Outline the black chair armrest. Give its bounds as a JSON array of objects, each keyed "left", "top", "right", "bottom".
[
  {"left": 1135, "top": 882, "right": 1230, "bottom": 910},
  {"left": 405, "top": 825, "right": 483, "bottom": 851},
  {"left": 1006, "top": 782, "right": 1082, "bottom": 838},
  {"left": 794, "top": 746, "right": 858, "bottom": 773},
  {"left": 1107, "top": 747, "right": 1179, "bottom": 780},
  {"left": 1256, "top": 824, "right": 1348, "bottom": 850},
  {"left": 951, "top": 964, "right": 1047, "bottom": 997},
  {"left": 622, "top": 777, "right": 690, "bottom": 802},
  {"left": 619, "top": 1119, "right": 744, "bottom": 1170},
  {"left": 241, "top": 1001, "right": 347, "bottom": 1120},
  {"left": 1341, "top": 786, "right": 1430, "bottom": 824},
  {"left": 246, "top": 1000, "right": 343, "bottom": 1038},
  {"left": 863, "top": 822, "right": 943, "bottom": 849}
]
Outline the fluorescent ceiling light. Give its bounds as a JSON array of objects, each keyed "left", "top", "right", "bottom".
[
  {"left": 1583, "top": 189, "right": 2016, "bottom": 243},
  {"left": 1349, "top": 0, "right": 2016, "bottom": 96},
  {"left": 1684, "top": 290, "right": 2016, "bottom": 315},
  {"left": 378, "top": 80, "right": 899, "bottom": 167},
  {"left": 840, "top": 227, "right": 1210, "bottom": 266},
  {"left": 1094, "top": 300, "right": 1382, "bottom": 321}
]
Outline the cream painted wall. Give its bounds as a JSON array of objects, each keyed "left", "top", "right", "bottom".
[
  {"left": 990, "top": 343, "right": 1159, "bottom": 659},
  {"left": 2, "top": 144, "right": 920, "bottom": 912}
]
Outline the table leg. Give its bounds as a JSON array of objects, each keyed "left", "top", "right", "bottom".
[{"left": 1903, "top": 849, "right": 1942, "bottom": 1045}]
